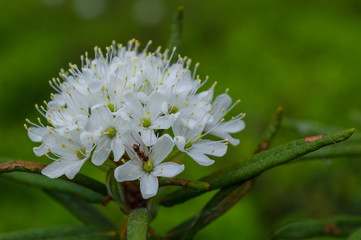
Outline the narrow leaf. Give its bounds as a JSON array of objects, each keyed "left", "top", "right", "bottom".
[
  {"left": 166, "top": 182, "right": 252, "bottom": 240},
  {"left": 167, "top": 5, "right": 184, "bottom": 55},
  {"left": 0, "top": 225, "right": 118, "bottom": 240},
  {"left": 1, "top": 171, "right": 103, "bottom": 203},
  {"left": 254, "top": 106, "right": 283, "bottom": 153},
  {"left": 0, "top": 160, "right": 46, "bottom": 173},
  {"left": 45, "top": 190, "right": 114, "bottom": 229},
  {"left": 270, "top": 216, "right": 361, "bottom": 239},
  {"left": 161, "top": 128, "right": 355, "bottom": 207},
  {"left": 0, "top": 159, "right": 107, "bottom": 196},
  {"left": 127, "top": 208, "right": 151, "bottom": 240},
  {"left": 106, "top": 169, "right": 129, "bottom": 213},
  {"left": 159, "top": 178, "right": 210, "bottom": 190}
]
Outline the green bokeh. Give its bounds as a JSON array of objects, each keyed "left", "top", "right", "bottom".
[{"left": 1, "top": 0, "right": 361, "bottom": 239}]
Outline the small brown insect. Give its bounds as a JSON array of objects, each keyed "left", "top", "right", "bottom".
[
  {"left": 132, "top": 143, "right": 149, "bottom": 162},
  {"left": 129, "top": 132, "right": 152, "bottom": 162}
]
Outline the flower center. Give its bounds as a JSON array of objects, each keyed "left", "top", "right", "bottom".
[
  {"left": 107, "top": 103, "right": 115, "bottom": 112},
  {"left": 170, "top": 106, "right": 178, "bottom": 114},
  {"left": 143, "top": 159, "right": 154, "bottom": 172},
  {"left": 106, "top": 127, "right": 116, "bottom": 138},
  {"left": 142, "top": 117, "right": 151, "bottom": 128},
  {"left": 184, "top": 141, "right": 193, "bottom": 149},
  {"left": 76, "top": 149, "right": 86, "bottom": 159}
]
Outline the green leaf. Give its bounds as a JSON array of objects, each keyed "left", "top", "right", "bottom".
[
  {"left": 105, "top": 169, "right": 129, "bottom": 213},
  {"left": 45, "top": 190, "right": 114, "bottom": 229},
  {"left": 166, "top": 182, "right": 252, "bottom": 240},
  {"left": 254, "top": 106, "right": 283, "bottom": 153},
  {"left": 0, "top": 225, "right": 118, "bottom": 240},
  {"left": 159, "top": 178, "right": 210, "bottom": 190},
  {"left": 1, "top": 171, "right": 104, "bottom": 203},
  {"left": 167, "top": 5, "right": 184, "bottom": 55},
  {"left": 0, "top": 159, "right": 108, "bottom": 196},
  {"left": 71, "top": 173, "right": 108, "bottom": 196},
  {"left": 127, "top": 208, "right": 151, "bottom": 240},
  {"left": 161, "top": 128, "right": 355, "bottom": 207},
  {"left": 270, "top": 216, "right": 361, "bottom": 239},
  {"left": 348, "top": 227, "right": 361, "bottom": 240}
]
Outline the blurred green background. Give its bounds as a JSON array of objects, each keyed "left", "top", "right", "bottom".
[{"left": 1, "top": 0, "right": 361, "bottom": 239}]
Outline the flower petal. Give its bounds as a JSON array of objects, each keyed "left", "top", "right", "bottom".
[
  {"left": 153, "top": 162, "right": 184, "bottom": 178},
  {"left": 140, "top": 128, "right": 157, "bottom": 146},
  {"left": 80, "top": 131, "right": 95, "bottom": 149},
  {"left": 190, "top": 140, "right": 227, "bottom": 157},
  {"left": 217, "top": 119, "right": 245, "bottom": 133},
  {"left": 187, "top": 151, "right": 215, "bottom": 166},
  {"left": 72, "top": 114, "right": 88, "bottom": 129},
  {"left": 213, "top": 94, "right": 232, "bottom": 115},
  {"left": 151, "top": 115, "right": 172, "bottom": 129},
  {"left": 27, "top": 127, "right": 47, "bottom": 142},
  {"left": 87, "top": 104, "right": 113, "bottom": 131},
  {"left": 33, "top": 144, "right": 49, "bottom": 156},
  {"left": 114, "top": 159, "right": 144, "bottom": 182},
  {"left": 88, "top": 80, "right": 104, "bottom": 92},
  {"left": 174, "top": 135, "right": 186, "bottom": 152},
  {"left": 112, "top": 137, "right": 125, "bottom": 162},
  {"left": 140, "top": 173, "right": 159, "bottom": 199},
  {"left": 146, "top": 92, "right": 167, "bottom": 117},
  {"left": 209, "top": 130, "right": 240, "bottom": 146},
  {"left": 123, "top": 91, "right": 144, "bottom": 120},
  {"left": 91, "top": 137, "right": 111, "bottom": 166},
  {"left": 41, "top": 159, "right": 85, "bottom": 179},
  {"left": 150, "top": 134, "right": 174, "bottom": 164}
]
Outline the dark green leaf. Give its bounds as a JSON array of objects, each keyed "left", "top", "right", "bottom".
[
  {"left": 1, "top": 171, "right": 103, "bottom": 203},
  {"left": 159, "top": 178, "right": 210, "bottom": 190},
  {"left": 45, "top": 190, "right": 114, "bottom": 229},
  {"left": 127, "top": 208, "right": 151, "bottom": 240},
  {"left": 71, "top": 173, "right": 107, "bottom": 196},
  {"left": 106, "top": 169, "right": 129, "bottom": 213},
  {"left": 0, "top": 225, "right": 118, "bottom": 240},
  {"left": 270, "top": 216, "right": 361, "bottom": 239},
  {"left": 161, "top": 128, "right": 355, "bottom": 207},
  {"left": 166, "top": 182, "right": 252, "bottom": 240},
  {"left": 0, "top": 158, "right": 107, "bottom": 196}
]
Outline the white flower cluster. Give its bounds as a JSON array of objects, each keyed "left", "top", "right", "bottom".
[{"left": 25, "top": 40, "right": 245, "bottom": 199}]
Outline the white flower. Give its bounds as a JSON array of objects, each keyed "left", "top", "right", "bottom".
[
  {"left": 24, "top": 119, "right": 51, "bottom": 157},
  {"left": 114, "top": 131, "right": 184, "bottom": 199},
  {"left": 27, "top": 39, "right": 245, "bottom": 187},
  {"left": 86, "top": 104, "right": 128, "bottom": 165},
  {"left": 40, "top": 129, "right": 93, "bottom": 179},
  {"left": 121, "top": 91, "right": 178, "bottom": 145},
  {"left": 45, "top": 88, "right": 90, "bottom": 132},
  {"left": 204, "top": 93, "right": 245, "bottom": 146},
  {"left": 173, "top": 116, "right": 228, "bottom": 166},
  {"left": 171, "top": 97, "right": 228, "bottom": 166}
]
